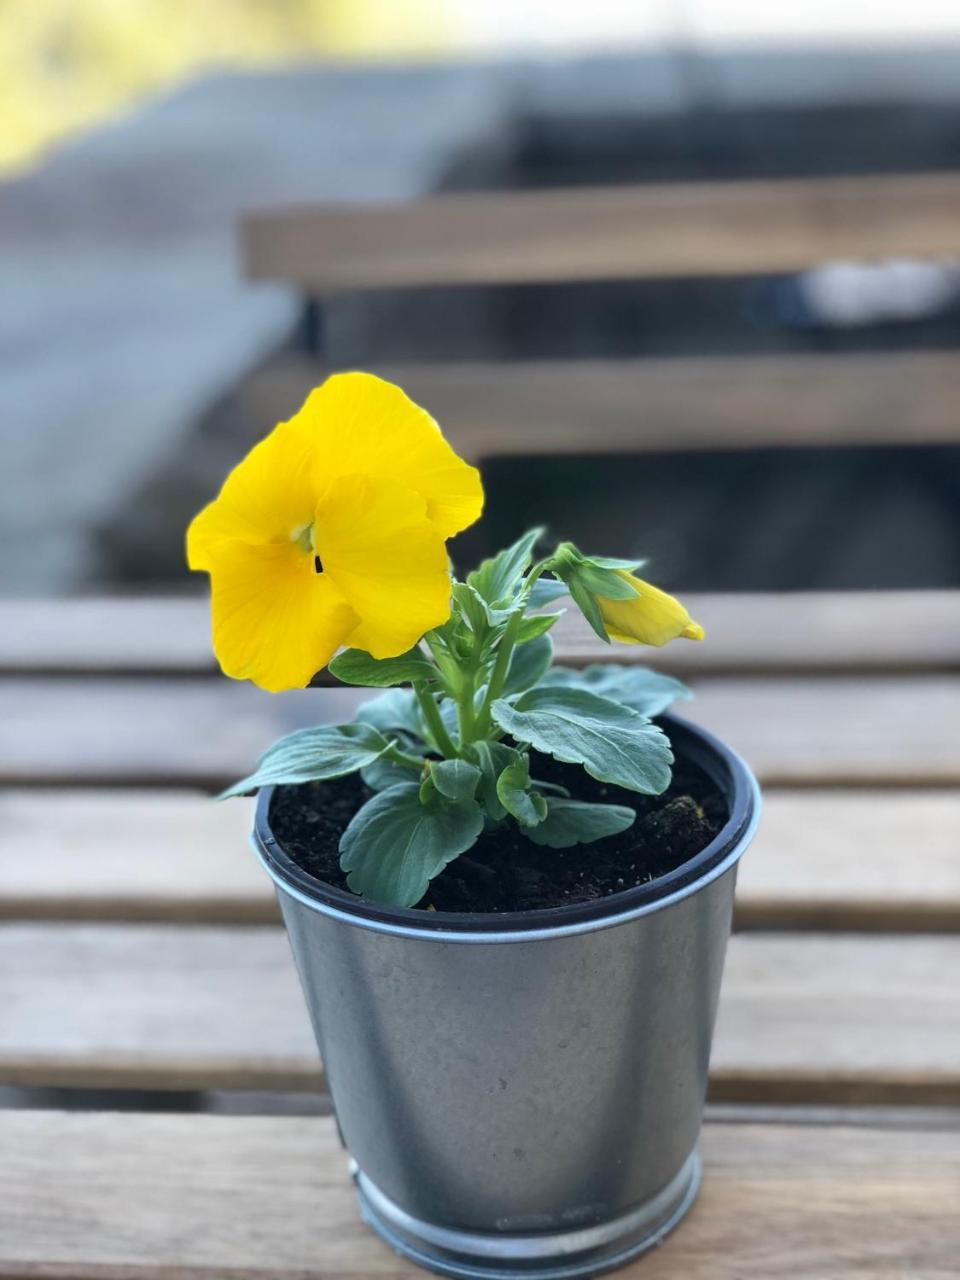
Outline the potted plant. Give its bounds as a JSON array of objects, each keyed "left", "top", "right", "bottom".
[{"left": 188, "top": 372, "right": 760, "bottom": 1279}]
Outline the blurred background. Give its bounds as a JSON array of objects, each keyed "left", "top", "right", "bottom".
[{"left": 4, "top": 0, "right": 960, "bottom": 598}]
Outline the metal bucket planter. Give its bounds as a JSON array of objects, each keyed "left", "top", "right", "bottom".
[{"left": 253, "top": 714, "right": 760, "bottom": 1279}]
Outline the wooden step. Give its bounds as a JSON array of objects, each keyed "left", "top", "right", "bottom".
[
  {"left": 242, "top": 172, "right": 960, "bottom": 289},
  {"left": 4, "top": 592, "right": 958, "bottom": 677},
  {"left": 2, "top": 788, "right": 958, "bottom": 933},
  {"left": 244, "top": 352, "right": 960, "bottom": 458},
  {"left": 2, "top": 1111, "right": 958, "bottom": 1277},
  {"left": 2, "top": 925, "right": 957, "bottom": 1103},
  {"left": 2, "top": 674, "right": 958, "bottom": 787}
]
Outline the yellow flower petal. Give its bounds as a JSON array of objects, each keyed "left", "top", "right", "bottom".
[
  {"left": 205, "top": 540, "right": 358, "bottom": 692},
  {"left": 598, "top": 573, "right": 705, "bottom": 647},
  {"left": 187, "top": 417, "right": 319, "bottom": 571},
  {"left": 316, "top": 473, "right": 452, "bottom": 658},
  {"left": 289, "top": 371, "right": 483, "bottom": 540}
]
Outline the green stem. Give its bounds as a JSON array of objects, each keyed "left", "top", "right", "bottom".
[
  {"left": 385, "top": 743, "right": 428, "bottom": 771},
  {"left": 456, "top": 669, "right": 477, "bottom": 746},
  {"left": 474, "top": 608, "right": 522, "bottom": 738},
  {"left": 413, "top": 680, "right": 459, "bottom": 759},
  {"left": 425, "top": 629, "right": 476, "bottom": 748}
]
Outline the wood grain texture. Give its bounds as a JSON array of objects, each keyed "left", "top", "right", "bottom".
[
  {"left": 1, "top": 1111, "right": 958, "bottom": 1277},
  {"left": 242, "top": 172, "right": 960, "bottom": 289},
  {"left": 0, "top": 791, "right": 268, "bottom": 923},
  {"left": 3, "top": 789, "right": 959, "bottom": 932},
  {"left": 1, "top": 926, "right": 957, "bottom": 1103},
  {"left": 3, "top": 674, "right": 959, "bottom": 787},
  {"left": 4, "top": 593, "right": 957, "bottom": 677},
  {"left": 735, "top": 790, "right": 960, "bottom": 931},
  {"left": 246, "top": 352, "right": 960, "bottom": 457}
]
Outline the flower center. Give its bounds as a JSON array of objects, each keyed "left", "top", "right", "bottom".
[
  {"left": 290, "top": 522, "right": 314, "bottom": 554},
  {"left": 289, "top": 523, "right": 324, "bottom": 575}
]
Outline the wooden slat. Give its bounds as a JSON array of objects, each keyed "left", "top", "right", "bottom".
[
  {"left": 2, "top": 1115, "right": 959, "bottom": 1279},
  {"left": 243, "top": 172, "right": 960, "bottom": 289},
  {"left": 3, "top": 593, "right": 958, "bottom": 677},
  {"left": 3, "top": 789, "right": 959, "bottom": 933},
  {"left": 735, "top": 791, "right": 960, "bottom": 932},
  {"left": 0, "top": 791, "right": 267, "bottom": 924},
  {"left": 246, "top": 352, "right": 960, "bottom": 457},
  {"left": 1, "top": 926, "right": 958, "bottom": 1103},
  {"left": 2, "top": 674, "right": 959, "bottom": 787}
]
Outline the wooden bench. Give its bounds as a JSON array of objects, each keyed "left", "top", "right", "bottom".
[
  {"left": 0, "top": 592, "right": 958, "bottom": 1274},
  {"left": 239, "top": 172, "right": 960, "bottom": 458}
]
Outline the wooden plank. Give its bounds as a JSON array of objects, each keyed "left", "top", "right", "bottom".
[
  {"left": 3, "top": 593, "right": 958, "bottom": 677},
  {"left": 0, "top": 791, "right": 268, "bottom": 924},
  {"left": 3, "top": 789, "right": 959, "bottom": 933},
  {"left": 2, "top": 674, "right": 959, "bottom": 787},
  {"left": 243, "top": 172, "right": 960, "bottom": 289},
  {"left": 735, "top": 790, "right": 960, "bottom": 932},
  {"left": 245, "top": 352, "right": 960, "bottom": 458},
  {"left": 1, "top": 926, "right": 958, "bottom": 1103},
  {"left": 1, "top": 1112, "right": 958, "bottom": 1277}
]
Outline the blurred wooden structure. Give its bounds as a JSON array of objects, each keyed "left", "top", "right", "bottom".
[
  {"left": 1, "top": 592, "right": 959, "bottom": 1274},
  {"left": 240, "top": 172, "right": 960, "bottom": 457}
]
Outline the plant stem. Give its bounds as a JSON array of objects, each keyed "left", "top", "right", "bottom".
[
  {"left": 385, "top": 744, "right": 428, "bottom": 771},
  {"left": 474, "top": 608, "right": 522, "bottom": 738},
  {"left": 413, "top": 680, "right": 459, "bottom": 759}
]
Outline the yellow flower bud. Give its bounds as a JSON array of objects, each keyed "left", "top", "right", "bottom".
[{"left": 596, "top": 572, "right": 704, "bottom": 647}]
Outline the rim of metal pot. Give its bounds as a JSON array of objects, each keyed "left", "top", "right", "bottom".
[{"left": 252, "top": 712, "right": 761, "bottom": 944}]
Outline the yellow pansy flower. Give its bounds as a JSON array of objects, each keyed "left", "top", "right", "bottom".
[
  {"left": 187, "top": 372, "right": 483, "bottom": 691},
  {"left": 597, "top": 573, "right": 705, "bottom": 646}
]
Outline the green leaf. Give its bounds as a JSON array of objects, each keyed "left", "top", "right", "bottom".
[
  {"left": 465, "top": 740, "right": 520, "bottom": 821},
  {"left": 329, "top": 646, "right": 435, "bottom": 688},
  {"left": 221, "top": 723, "right": 390, "bottom": 798},
  {"left": 339, "top": 783, "right": 484, "bottom": 906},
  {"left": 503, "top": 633, "right": 554, "bottom": 697},
  {"left": 528, "top": 577, "right": 569, "bottom": 608},
  {"left": 567, "top": 577, "right": 609, "bottom": 643},
  {"left": 428, "top": 758, "right": 481, "bottom": 803},
  {"left": 491, "top": 687, "right": 673, "bottom": 795},
  {"left": 574, "top": 563, "right": 638, "bottom": 600},
  {"left": 451, "top": 581, "right": 493, "bottom": 633},
  {"left": 354, "top": 689, "right": 424, "bottom": 739},
  {"left": 496, "top": 755, "right": 548, "bottom": 828},
  {"left": 542, "top": 664, "right": 691, "bottom": 716},
  {"left": 516, "top": 611, "right": 563, "bottom": 643},
  {"left": 524, "top": 799, "right": 637, "bottom": 848},
  {"left": 589, "top": 555, "right": 647, "bottom": 571},
  {"left": 468, "top": 527, "right": 544, "bottom": 606},
  {"left": 361, "top": 754, "right": 423, "bottom": 792}
]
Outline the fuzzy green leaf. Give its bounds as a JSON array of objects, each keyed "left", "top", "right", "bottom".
[
  {"left": 451, "top": 581, "right": 493, "bottom": 633},
  {"left": 542, "top": 664, "right": 691, "bottom": 716},
  {"left": 339, "top": 783, "right": 484, "bottom": 906},
  {"left": 221, "top": 723, "right": 390, "bottom": 799},
  {"left": 361, "top": 754, "right": 423, "bottom": 792},
  {"left": 503, "top": 633, "right": 554, "bottom": 697},
  {"left": 354, "top": 689, "right": 424, "bottom": 739},
  {"left": 465, "top": 740, "right": 520, "bottom": 821},
  {"left": 329, "top": 646, "right": 435, "bottom": 688},
  {"left": 528, "top": 577, "right": 569, "bottom": 608},
  {"left": 428, "top": 758, "right": 482, "bottom": 803},
  {"left": 468, "top": 527, "right": 544, "bottom": 606},
  {"left": 589, "top": 555, "right": 647, "bottom": 571},
  {"left": 567, "top": 576, "right": 609, "bottom": 642},
  {"left": 574, "top": 563, "right": 639, "bottom": 600},
  {"left": 496, "top": 756, "right": 548, "bottom": 828},
  {"left": 491, "top": 687, "right": 673, "bottom": 795},
  {"left": 516, "top": 611, "right": 563, "bottom": 643},
  {"left": 523, "top": 799, "right": 637, "bottom": 848}
]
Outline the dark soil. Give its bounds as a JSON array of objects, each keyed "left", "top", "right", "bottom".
[{"left": 268, "top": 734, "right": 727, "bottom": 914}]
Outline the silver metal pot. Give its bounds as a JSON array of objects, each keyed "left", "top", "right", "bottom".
[{"left": 253, "top": 715, "right": 760, "bottom": 1279}]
